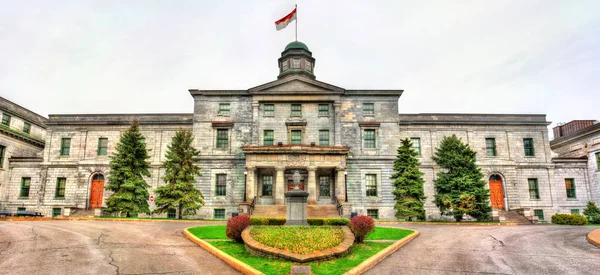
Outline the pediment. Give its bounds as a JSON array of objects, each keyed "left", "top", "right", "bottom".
[{"left": 249, "top": 75, "right": 345, "bottom": 95}]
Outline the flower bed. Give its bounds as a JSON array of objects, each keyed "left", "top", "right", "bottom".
[{"left": 250, "top": 226, "right": 345, "bottom": 254}]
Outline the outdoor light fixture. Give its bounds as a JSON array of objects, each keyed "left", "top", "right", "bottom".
[
  {"left": 278, "top": 141, "right": 283, "bottom": 146},
  {"left": 311, "top": 142, "right": 315, "bottom": 146}
]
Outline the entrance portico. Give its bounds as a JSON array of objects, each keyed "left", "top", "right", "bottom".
[{"left": 242, "top": 145, "right": 349, "bottom": 205}]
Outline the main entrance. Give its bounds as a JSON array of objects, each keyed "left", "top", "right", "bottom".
[
  {"left": 90, "top": 174, "right": 105, "bottom": 208},
  {"left": 489, "top": 175, "right": 504, "bottom": 209}
]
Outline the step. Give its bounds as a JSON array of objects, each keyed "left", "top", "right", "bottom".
[
  {"left": 499, "top": 210, "right": 532, "bottom": 225},
  {"left": 251, "top": 205, "right": 340, "bottom": 218}
]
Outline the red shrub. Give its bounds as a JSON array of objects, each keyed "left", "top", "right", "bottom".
[
  {"left": 226, "top": 215, "right": 250, "bottom": 242},
  {"left": 350, "top": 215, "right": 375, "bottom": 243}
]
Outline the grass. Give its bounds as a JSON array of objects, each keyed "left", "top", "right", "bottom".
[
  {"left": 189, "top": 225, "right": 415, "bottom": 275},
  {"left": 250, "top": 226, "right": 344, "bottom": 254},
  {"left": 366, "top": 227, "right": 414, "bottom": 240}
]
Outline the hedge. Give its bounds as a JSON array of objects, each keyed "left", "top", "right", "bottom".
[
  {"left": 249, "top": 217, "right": 350, "bottom": 226},
  {"left": 551, "top": 214, "right": 588, "bottom": 225},
  {"left": 250, "top": 217, "right": 286, "bottom": 225}
]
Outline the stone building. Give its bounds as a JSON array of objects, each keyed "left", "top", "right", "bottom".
[{"left": 0, "top": 42, "right": 598, "bottom": 221}]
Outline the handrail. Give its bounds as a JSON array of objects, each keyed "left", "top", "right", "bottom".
[
  {"left": 334, "top": 197, "right": 343, "bottom": 217},
  {"left": 249, "top": 196, "right": 257, "bottom": 216}
]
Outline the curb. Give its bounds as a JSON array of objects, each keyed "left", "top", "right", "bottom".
[
  {"left": 345, "top": 230, "right": 420, "bottom": 275},
  {"left": 183, "top": 228, "right": 264, "bottom": 275},
  {"left": 587, "top": 228, "right": 600, "bottom": 248},
  {"left": 376, "top": 221, "right": 518, "bottom": 226}
]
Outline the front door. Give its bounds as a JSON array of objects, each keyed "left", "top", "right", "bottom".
[
  {"left": 287, "top": 180, "right": 305, "bottom": 191},
  {"left": 489, "top": 176, "right": 504, "bottom": 209},
  {"left": 90, "top": 179, "right": 105, "bottom": 208}
]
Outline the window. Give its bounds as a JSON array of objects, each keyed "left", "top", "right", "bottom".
[
  {"left": 168, "top": 209, "right": 176, "bottom": 219},
  {"left": 565, "top": 178, "right": 576, "bottom": 199},
  {"left": 596, "top": 152, "right": 600, "bottom": 169},
  {"left": 263, "top": 104, "right": 274, "bottom": 116},
  {"left": 23, "top": 122, "right": 31, "bottom": 134},
  {"left": 282, "top": 59, "right": 289, "bottom": 71},
  {"left": 20, "top": 177, "right": 31, "bottom": 198},
  {"left": 55, "top": 178, "right": 66, "bottom": 198},
  {"left": 263, "top": 130, "right": 274, "bottom": 146},
  {"left": 486, "top": 138, "right": 497, "bottom": 156},
  {"left": 528, "top": 179, "right": 539, "bottom": 199},
  {"left": 291, "top": 104, "right": 302, "bottom": 117},
  {"left": 523, "top": 138, "right": 534, "bottom": 156},
  {"left": 367, "top": 209, "right": 379, "bottom": 220},
  {"left": 319, "top": 130, "right": 329, "bottom": 146},
  {"left": 52, "top": 208, "right": 61, "bottom": 218},
  {"left": 305, "top": 60, "right": 312, "bottom": 72},
  {"left": 17, "top": 207, "right": 25, "bottom": 212},
  {"left": 60, "top": 138, "right": 71, "bottom": 156},
  {"left": 365, "top": 174, "right": 377, "bottom": 196},
  {"left": 216, "top": 129, "right": 228, "bottom": 148},
  {"left": 292, "top": 58, "right": 300, "bottom": 68},
  {"left": 319, "top": 176, "right": 330, "bottom": 197},
  {"left": 1, "top": 114, "right": 10, "bottom": 126},
  {"left": 534, "top": 209, "right": 544, "bottom": 221},
  {"left": 571, "top": 209, "right": 580, "bottom": 215},
  {"left": 0, "top": 145, "right": 5, "bottom": 168},
  {"left": 215, "top": 174, "right": 227, "bottom": 196},
  {"left": 318, "top": 104, "right": 329, "bottom": 116},
  {"left": 262, "top": 175, "right": 273, "bottom": 196},
  {"left": 364, "top": 129, "right": 376, "bottom": 149},
  {"left": 97, "top": 138, "right": 108, "bottom": 156},
  {"left": 218, "top": 103, "right": 230, "bottom": 115},
  {"left": 291, "top": 130, "right": 302, "bottom": 144},
  {"left": 411, "top": 138, "right": 421, "bottom": 156},
  {"left": 363, "top": 103, "right": 374, "bottom": 115},
  {"left": 214, "top": 209, "right": 225, "bottom": 219}
]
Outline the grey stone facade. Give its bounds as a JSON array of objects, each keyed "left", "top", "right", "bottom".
[{"left": 1, "top": 42, "right": 598, "bottom": 222}]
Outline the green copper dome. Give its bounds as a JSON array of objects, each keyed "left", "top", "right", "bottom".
[{"left": 284, "top": 41, "right": 309, "bottom": 51}]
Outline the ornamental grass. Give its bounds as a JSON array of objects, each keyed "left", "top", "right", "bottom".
[{"left": 250, "top": 226, "right": 345, "bottom": 254}]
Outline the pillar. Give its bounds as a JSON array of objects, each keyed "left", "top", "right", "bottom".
[
  {"left": 307, "top": 166, "right": 317, "bottom": 205},
  {"left": 251, "top": 102, "right": 260, "bottom": 145},
  {"left": 245, "top": 166, "right": 256, "bottom": 203},
  {"left": 333, "top": 102, "right": 342, "bottom": 146},
  {"left": 275, "top": 166, "right": 286, "bottom": 205},
  {"left": 336, "top": 167, "right": 345, "bottom": 203}
]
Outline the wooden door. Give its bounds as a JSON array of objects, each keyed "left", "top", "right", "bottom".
[
  {"left": 489, "top": 179, "right": 504, "bottom": 209},
  {"left": 287, "top": 180, "right": 305, "bottom": 191},
  {"left": 90, "top": 180, "right": 105, "bottom": 208}
]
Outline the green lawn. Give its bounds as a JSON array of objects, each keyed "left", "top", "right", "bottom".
[{"left": 189, "top": 225, "right": 415, "bottom": 275}]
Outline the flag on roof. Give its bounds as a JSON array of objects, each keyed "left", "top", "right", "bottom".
[{"left": 275, "top": 8, "right": 297, "bottom": 31}]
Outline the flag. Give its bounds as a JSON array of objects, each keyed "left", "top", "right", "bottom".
[{"left": 275, "top": 8, "right": 297, "bottom": 31}]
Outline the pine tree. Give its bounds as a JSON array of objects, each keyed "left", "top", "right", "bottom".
[
  {"left": 583, "top": 201, "right": 600, "bottom": 224},
  {"left": 153, "top": 130, "right": 204, "bottom": 219},
  {"left": 432, "top": 135, "right": 491, "bottom": 221},
  {"left": 105, "top": 120, "right": 152, "bottom": 217},
  {"left": 391, "top": 138, "right": 427, "bottom": 221}
]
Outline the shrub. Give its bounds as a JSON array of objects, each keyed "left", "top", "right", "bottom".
[
  {"left": 350, "top": 215, "right": 375, "bottom": 243},
  {"left": 267, "top": 217, "right": 286, "bottom": 225},
  {"left": 250, "top": 217, "right": 269, "bottom": 225},
  {"left": 583, "top": 201, "right": 600, "bottom": 224},
  {"left": 551, "top": 214, "right": 588, "bottom": 225},
  {"left": 307, "top": 218, "right": 324, "bottom": 226},
  {"left": 226, "top": 215, "right": 250, "bottom": 242},
  {"left": 324, "top": 218, "right": 350, "bottom": 226}
]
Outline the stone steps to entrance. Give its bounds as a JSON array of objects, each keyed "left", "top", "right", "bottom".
[
  {"left": 252, "top": 205, "right": 340, "bottom": 218},
  {"left": 69, "top": 208, "right": 96, "bottom": 218},
  {"left": 500, "top": 210, "right": 532, "bottom": 225}
]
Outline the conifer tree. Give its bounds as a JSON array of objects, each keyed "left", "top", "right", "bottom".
[
  {"left": 153, "top": 130, "right": 204, "bottom": 219},
  {"left": 105, "top": 120, "right": 152, "bottom": 217},
  {"left": 432, "top": 135, "right": 491, "bottom": 221},
  {"left": 391, "top": 138, "right": 427, "bottom": 221}
]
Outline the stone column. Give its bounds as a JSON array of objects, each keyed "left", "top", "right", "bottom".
[
  {"left": 252, "top": 102, "right": 260, "bottom": 145},
  {"left": 333, "top": 102, "right": 342, "bottom": 146},
  {"left": 245, "top": 166, "right": 256, "bottom": 203},
  {"left": 335, "top": 167, "right": 345, "bottom": 203},
  {"left": 275, "top": 166, "right": 286, "bottom": 205},
  {"left": 307, "top": 166, "right": 317, "bottom": 205}
]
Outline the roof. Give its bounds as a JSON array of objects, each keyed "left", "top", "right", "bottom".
[{"left": 284, "top": 41, "right": 309, "bottom": 51}]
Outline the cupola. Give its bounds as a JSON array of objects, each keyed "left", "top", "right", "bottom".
[{"left": 278, "top": 41, "right": 315, "bottom": 80}]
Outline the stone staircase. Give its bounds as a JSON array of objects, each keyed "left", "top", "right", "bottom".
[
  {"left": 68, "top": 208, "right": 96, "bottom": 218},
  {"left": 252, "top": 205, "right": 340, "bottom": 218},
  {"left": 499, "top": 210, "right": 532, "bottom": 225}
]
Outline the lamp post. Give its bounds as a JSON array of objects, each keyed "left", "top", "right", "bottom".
[
  {"left": 344, "top": 170, "right": 348, "bottom": 202},
  {"left": 243, "top": 170, "right": 248, "bottom": 202}
]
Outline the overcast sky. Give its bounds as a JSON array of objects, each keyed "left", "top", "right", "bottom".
[{"left": 1, "top": 1, "right": 599, "bottom": 136}]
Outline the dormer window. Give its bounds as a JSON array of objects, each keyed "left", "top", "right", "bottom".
[
  {"left": 282, "top": 59, "right": 289, "bottom": 71},
  {"left": 305, "top": 61, "right": 312, "bottom": 72},
  {"left": 292, "top": 58, "right": 300, "bottom": 69}
]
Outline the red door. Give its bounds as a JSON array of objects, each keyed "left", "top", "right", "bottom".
[
  {"left": 90, "top": 180, "right": 105, "bottom": 208},
  {"left": 287, "top": 180, "right": 305, "bottom": 191},
  {"left": 489, "top": 179, "right": 504, "bottom": 209}
]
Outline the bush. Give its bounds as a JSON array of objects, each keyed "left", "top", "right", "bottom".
[
  {"left": 350, "top": 215, "right": 375, "bottom": 243},
  {"left": 267, "top": 217, "right": 286, "bottom": 225},
  {"left": 226, "top": 215, "right": 250, "bottom": 242},
  {"left": 324, "top": 218, "right": 350, "bottom": 226},
  {"left": 584, "top": 201, "right": 600, "bottom": 224},
  {"left": 250, "top": 217, "right": 269, "bottom": 225},
  {"left": 307, "top": 218, "right": 324, "bottom": 226},
  {"left": 551, "top": 214, "right": 588, "bottom": 225}
]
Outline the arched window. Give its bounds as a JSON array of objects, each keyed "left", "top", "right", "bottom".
[
  {"left": 489, "top": 174, "right": 502, "bottom": 181},
  {"left": 92, "top": 174, "right": 105, "bottom": 181}
]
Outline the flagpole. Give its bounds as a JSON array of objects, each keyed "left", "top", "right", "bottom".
[{"left": 295, "top": 4, "right": 298, "bottom": 41}]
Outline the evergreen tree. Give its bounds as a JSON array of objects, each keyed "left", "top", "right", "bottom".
[
  {"left": 153, "top": 130, "right": 204, "bottom": 219},
  {"left": 432, "top": 135, "right": 491, "bottom": 221},
  {"left": 583, "top": 201, "right": 600, "bottom": 224},
  {"left": 391, "top": 138, "right": 427, "bottom": 221},
  {"left": 105, "top": 120, "right": 152, "bottom": 217}
]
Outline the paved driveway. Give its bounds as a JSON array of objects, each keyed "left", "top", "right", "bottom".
[{"left": 0, "top": 221, "right": 598, "bottom": 275}]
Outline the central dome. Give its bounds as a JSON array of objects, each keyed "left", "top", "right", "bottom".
[{"left": 284, "top": 41, "right": 309, "bottom": 51}]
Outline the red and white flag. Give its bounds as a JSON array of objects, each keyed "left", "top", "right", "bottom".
[{"left": 275, "top": 8, "right": 297, "bottom": 31}]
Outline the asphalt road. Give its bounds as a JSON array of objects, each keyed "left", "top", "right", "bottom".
[{"left": 0, "top": 221, "right": 598, "bottom": 275}]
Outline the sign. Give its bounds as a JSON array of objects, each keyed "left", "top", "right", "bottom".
[{"left": 149, "top": 195, "right": 154, "bottom": 202}]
